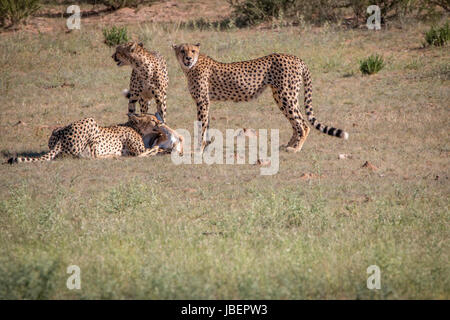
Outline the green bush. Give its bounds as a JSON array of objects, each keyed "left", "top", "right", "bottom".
[
  {"left": 227, "top": 0, "right": 290, "bottom": 26},
  {"left": 0, "top": 256, "right": 59, "bottom": 299},
  {"left": 0, "top": 0, "right": 40, "bottom": 27},
  {"left": 103, "top": 26, "right": 129, "bottom": 47},
  {"left": 359, "top": 54, "right": 384, "bottom": 75},
  {"left": 348, "top": 0, "right": 421, "bottom": 25},
  {"left": 100, "top": 0, "right": 155, "bottom": 10},
  {"left": 425, "top": 23, "right": 449, "bottom": 46},
  {"left": 227, "top": 0, "right": 443, "bottom": 27},
  {"left": 227, "top": 0, "right": 339, "bottom": 26},
  {"left": 424, "top": 0, "right": 450, "bottom": 12}
]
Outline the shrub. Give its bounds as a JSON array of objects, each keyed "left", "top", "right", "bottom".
[
  {"left": 103, "top": 26, "right": 129, "bottom": 47},
  {"left": 424, "top": 0, "right": 450, "bottom": 12},
  {"left": 425, "top": 23, "right": 449, "bottom": 46},
  {"left": 227, "top": 0, "right": 441, "bottom": 27},
  {"left": 359, "top": 54, "right": 384, "bottom": 75},
  {"left": 0, "top": 256, "right": 59, "bottom": 299},
  {"left": 227, "top": 0, "right": 290, "bottom": 26},
  {"left": 0, "top": 0, "right": 40, "bottom": 27},
  {"left": 227, "top": 0, "right": 339, "bottom": 26},
  {"left": 100, "top": 0, "right": 155, "bottom": 10},
  {"left": 348, "top": 0, "right": 420, "bottom": 25}
]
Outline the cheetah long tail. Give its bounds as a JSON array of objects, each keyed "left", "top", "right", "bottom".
[
  {"left": 8, "top": 143, "right": 62, "bottom": 164},
  {"left": 301, "top": 61, "right": 349, "bottom": 140}
]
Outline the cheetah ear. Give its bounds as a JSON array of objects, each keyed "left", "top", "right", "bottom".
[
  {"left": 138, "top": 42, "right": 144, "bottom": 47},
  {"left": 195, "top": 43, "right": 201, "bottom": 47},
  {"left": 130, "top": 42, "right": 138, "bottom": 52},
  {"left": 171, "top": 44, "right": 177, "bottom": 50}
]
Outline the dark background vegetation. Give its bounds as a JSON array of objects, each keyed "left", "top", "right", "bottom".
[{"left": 1, "top": 0, "right": 449, "bottom": 28}]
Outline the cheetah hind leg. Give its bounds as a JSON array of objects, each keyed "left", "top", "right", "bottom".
[
  {"left": 272, "top": 92, "right": 309, "bottom": 152},
  {"left": 272, "top": 88, "right": 300, "bottom": 150},
  {"left": 286, "top": 123, "right": 310, "bottom": 153},
  {"left": 88, "top": 141, "right": 120, "bottom": 159},
  {"left": 280, "top": 128, "right": 299, "bottom": 150}
]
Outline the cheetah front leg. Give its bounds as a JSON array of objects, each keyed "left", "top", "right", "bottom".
[
  {"left": 138, "top": 97, "right": 151, "bottom": 114},
  {"left": 137, "top": 146, "right": 160, "bottom": 157},
  {"left": 153, "top": 88, "right": 167, "bottom": 123},
  {"left": 124, "top": 137, "right": 160, "bottom": 158},
  {"left": 124, "top": 88, "right": 143, "bottom": 115},
  {"left": 195, "top": 96, "right": 210, "bottom": 154},
  {"left": 124, "top": 70, "right": 142, "bottom": 115}
]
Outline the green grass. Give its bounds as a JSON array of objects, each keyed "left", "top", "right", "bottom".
[
  {"left": 0, "top": 22, "right": 449, "bottom": 299},
  {"left": 0, "top": 0, "right": 40, "bottom": 27},
  {"left": 425, "top": 22, "right": 450, "bottom": 47},
  {"left": 103, "top": 26, "right": 129, "bottom": 47},
  {"left": 359, "top": 54, "right": 385, "bottom": 75}
]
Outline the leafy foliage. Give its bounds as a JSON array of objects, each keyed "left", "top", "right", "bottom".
[
  {"left": 99, "top": 0, "right": 155, "bottom": 10},
  {"left": 359, "top": 54, "right": 385, "bottom": 75},
  {"left": 425, "top": 22, "right": 449, "bottom": 46},
  {"left": 103, "top": 26, "right": 129, "bottom": 47},
  {"left": 0, "top": 0, "right": 40, "bottom": 27},
  {"left": 227, "top": 0, "right": 339, "bottom": 26},
  {"left": 228, "top": 0, "right": 447, "bottom": 27}
]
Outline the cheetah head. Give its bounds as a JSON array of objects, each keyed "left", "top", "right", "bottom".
[
  {"left": 112, "top": 41, "right": 144, "bottom": 67},
  {"left": 172, "top": 43, "right": 200, "bottom": 70},
  {"left": 127, "top": 113, "right": 161, "bottom": 136}
]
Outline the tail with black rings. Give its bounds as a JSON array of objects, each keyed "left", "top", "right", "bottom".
[{"left": 301, "top": 61, "right": 349, "bottom": 140}]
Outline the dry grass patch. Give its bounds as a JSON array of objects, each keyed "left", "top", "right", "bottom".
[{"left": 0, "top": 22, "right": 448, "bottom": 299}]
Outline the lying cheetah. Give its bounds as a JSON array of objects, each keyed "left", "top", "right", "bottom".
[
  {"left": 8, "top": 116, "right": 159, "bottom": 164},
  {"left": 112, "top": 41, "right": 169, "bottom": 122},
  {"left": 172, "top": 43, "right": 348, "bottom": 153}
]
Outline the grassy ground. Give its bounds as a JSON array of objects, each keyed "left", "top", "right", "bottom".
[{"left": 0, "top": 20, "right": 449, "bottom": 299}]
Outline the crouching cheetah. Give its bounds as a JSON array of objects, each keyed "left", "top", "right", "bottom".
[
  {"left": 172, "top": 43, "right": 348, "bottom": 153},
  {"left": 8, "top": 116, "right": 159, "bottom": 164},
  {"left": 131, "top": 114, "right": 184, "bottom": 155},
  {"left": 112, "top": 41, "right": 169, "bottom": 122}
]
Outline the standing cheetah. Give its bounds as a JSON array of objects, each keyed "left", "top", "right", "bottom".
[
  {"left": 112, "top": 41, "right": 169, "bottom": 122},
  {"left": 172, "top": 43, "right": 348, "bottom": 153},
  {"left": 7, "top": 116, "right": 159, "bottom": 164}
]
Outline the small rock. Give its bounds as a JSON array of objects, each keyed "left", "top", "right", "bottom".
[
  {"left": 299, "top": 173, "right": 319, "bottom": 180},
  {"left": 61, "top": 82, "right": 75, "bottom": 88},
  {"left": 237, "top": 128, "right": 258, "bottom": 138},
  {"left": 338, "top": 153, "right": 352, "bottom": 160},
  {"left": 13, "top": 120, "right": 27, "bottom": 126}
]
